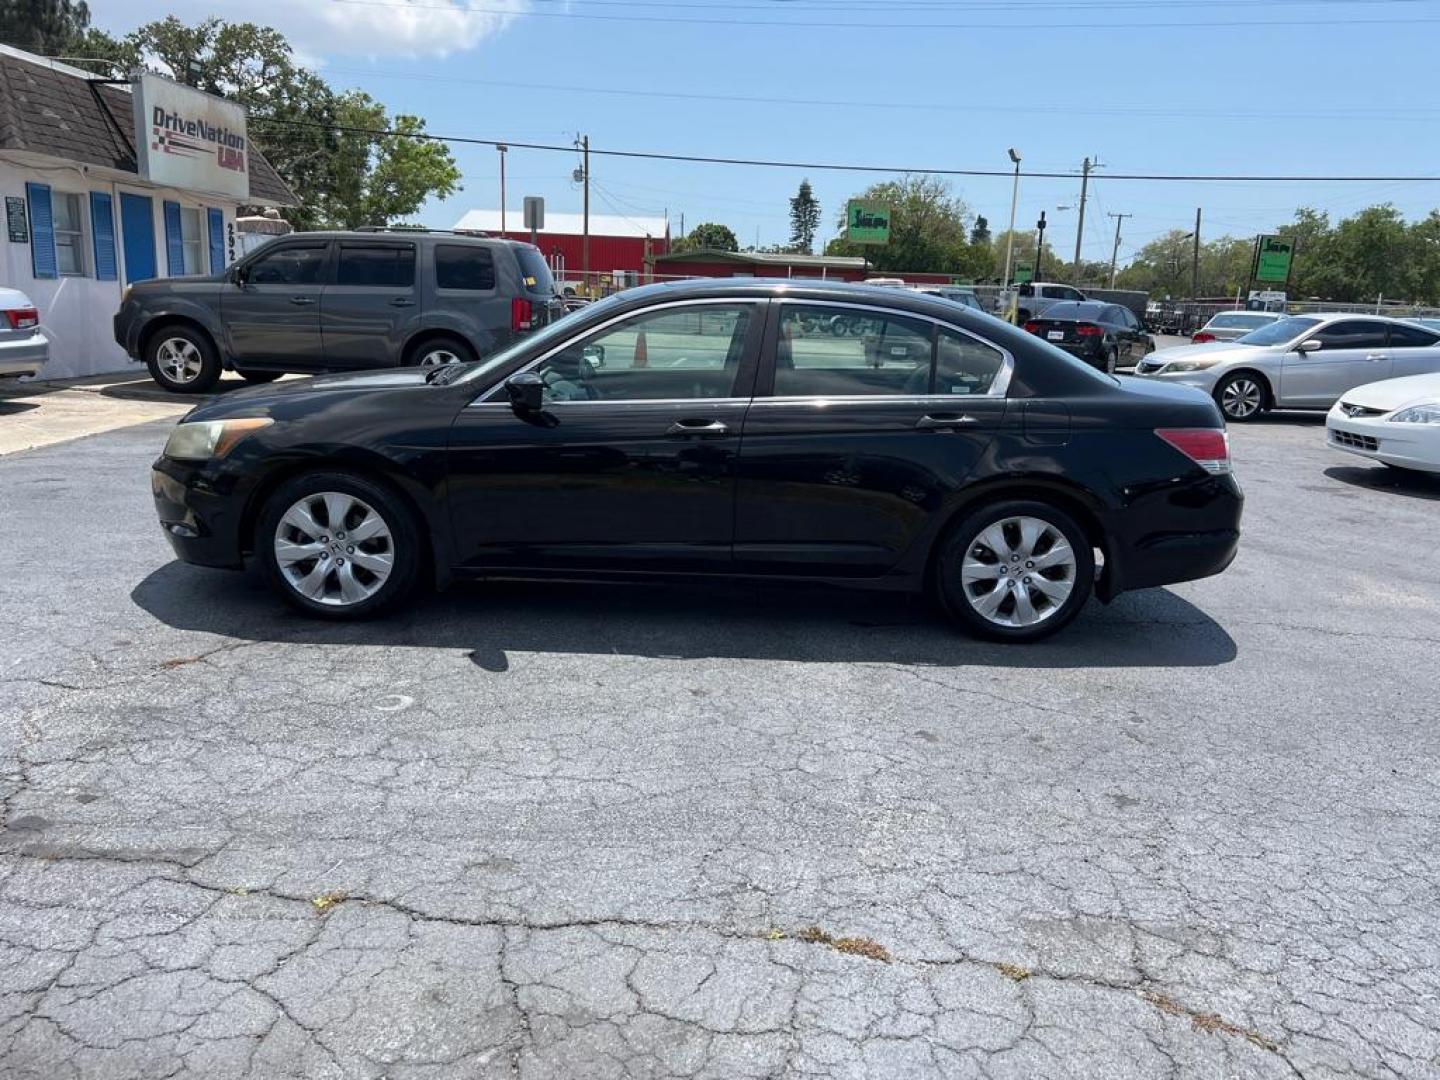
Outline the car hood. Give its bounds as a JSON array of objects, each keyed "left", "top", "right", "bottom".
[
  {"left": 182, "top": 368, "right": 437, "bottom": 423},
  {"left": 1340, "top": 373, "right": 1440, "bottom": 411},
  {"left": 1145, "top": 341, "right": 1267, "bottom": 365}
]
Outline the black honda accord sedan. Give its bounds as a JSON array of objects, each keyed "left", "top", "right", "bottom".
[{"left": 151, "top": 279, "right": 1241, "bottom": 642}]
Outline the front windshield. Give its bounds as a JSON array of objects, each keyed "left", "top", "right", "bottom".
[
  {"left": 453, "top": 292, "right": 630, "bottom": 384},
  {"left": 1234, "top": 316, "right": 1321, "bottom": 346},
  {"left": 1208, "top": 313, "right": 1274, "bottom": 330}
]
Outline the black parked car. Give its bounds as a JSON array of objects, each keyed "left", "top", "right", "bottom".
[
  {"left": 1023, "top": 300, "right": 1154, "bottom": 373},
  {"left": 115, "top": 230, "right": 564, "bottom": 393},
  {"left": 151, "top": 279, "right": 1241, "bottom": 641}
]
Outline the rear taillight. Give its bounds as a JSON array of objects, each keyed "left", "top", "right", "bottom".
[
  {"left": 1022, "top": 321, "right": 1040, "bottom": 334},
  {"left": 511, "top": 297, "right": 533, "bottom": 332},
  {"left": 1075, "top": 324, "right": 1103, "bottom": 337},
  {"left": 1156, "top": 428, "right": 1231, "bottom": 475},
  {"left": 4, "top": 307, "right": 38, "bottom": 330},
  {"left": 1192, "top": 331, "right": 1215, "bottom": 343}
]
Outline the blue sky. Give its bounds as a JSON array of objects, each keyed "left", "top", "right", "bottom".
[{"left": 97, "top": 0, "right": 1440, "bottom": 266}]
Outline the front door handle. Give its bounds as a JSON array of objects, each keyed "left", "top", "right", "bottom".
[
  {"left": 1365, "top": 353, "right": 1389, "bottom": 362},
  {"left": 667, "top": 419, "right": 729, "bottom": 437},
  {"left": 289, "top": 296, "right": 315, "bottom": 306},
  {"left": 390, "top": 297, "right": 416, "bottom": 307},
  {"left": 915, "top": 413, "right": 977, "bottom": 430}
]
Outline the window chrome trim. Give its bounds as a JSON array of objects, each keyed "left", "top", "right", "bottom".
[
  {"left": 469, "top": 297, "right": 764, "bottom": 405},
  {"left": 774, "top": 298, "right": 1015, "bottom": 398}
]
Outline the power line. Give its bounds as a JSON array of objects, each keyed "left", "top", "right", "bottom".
[{"left": 249, "top": 116, "right": 1440, "bottom": 184}]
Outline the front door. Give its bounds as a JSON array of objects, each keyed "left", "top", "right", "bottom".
[
  {"left": 446, "top": 300, "right": 763, "bottom": 572},
  {"left": 1280, "top": 319, "right": 1391, "bottom": 406},
  {"left": 221, "top": 240, "right": 330, "bottom": 369},
  {"left": 735, "top": 303, "right": 1009, "bottom": 576},
  {"left": 321, "top": 241, "right": 419, "bottom": 368}
]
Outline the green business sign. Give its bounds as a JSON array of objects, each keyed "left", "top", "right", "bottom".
[
  {"left": 1254, "top": 235, "right": 1294, "bottom": 283},
  {"left": 1013, "top": 262, "right": 1034, "bottom": 284},
  {"left": 846, "top": 200, "right": 891, "bottom": 246}
]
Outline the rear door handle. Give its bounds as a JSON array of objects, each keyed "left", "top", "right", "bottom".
[
  {"left": 1365, "top": 353, "right": 1388, "bottom": 361},
  {"left": 289, "top": 296, "right": 315, "bottom": 306},
  {"left": 667, "top": 419, "right": 729, "bottom": 437},
  {"left": 390, "top": 297, "right": 416, "bottom": 307},
  {"left": 915, "top": 413, "right": 977, "bottom": 430}
]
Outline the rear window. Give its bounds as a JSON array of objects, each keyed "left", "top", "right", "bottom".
[
  {"left": 337, "top": 245, "right": 415, "bottom": 288},
  {"left": 1207, "top": 313, "right": 1273, "bottom": 330},
  {"left": 1043, "top": 302, "right": 1106, "bottom": 320},
  {"left": 435, "top": 244, "right": 496, "bottom": 291},
  {"left": 513, "top": 245, "right": 556, "bottom": 295}
]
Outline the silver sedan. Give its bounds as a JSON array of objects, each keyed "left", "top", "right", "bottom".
[{"left": 1134, "top": 313, "right": 1440, "bottom": 423}]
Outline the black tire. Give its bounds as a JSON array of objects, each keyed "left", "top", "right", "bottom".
[
  {"left": 936, "top": 498, "right": 1095, "bottom": 643},
  {"left": 1105, "top": 346, "right": 1119, "bottom": 374},
  {"left": 256, "top": 471, "right": 423, "bottom": 620},
  {"left": 144, "top": 325, "right": 221, "bottom": 393},
  {"left": 1214, "top": 371, "right": 1268, "bottom": 423},
  {"left": 406, "top": 335, "right": 477, "bottom": 368},
  {"left": 238, "top": 369, "right": 283, "bottom": 384}
]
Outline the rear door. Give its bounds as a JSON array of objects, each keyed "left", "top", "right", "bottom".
[
  {"left": 1280, "top": 319, "right": 1391, "bottom": 406},
  {"left": 1386, "top": 322, "right": 1440, "bottom": 378},
  {"left": 321, "top": 241, "right": 418, "bottom": 369},
  {"left": 222, "top": 241, "right": 330, "bottom": 369},
  {"left": 734, "top": 302, "right": 1010, "bottom": 576}
]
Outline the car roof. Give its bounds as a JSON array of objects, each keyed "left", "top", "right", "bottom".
[
  {"left": 265, "top": 230, "right": 536, "bottom": 248},
  {"left": 615, "top": 277, "right": 988, "bottom": 314}
]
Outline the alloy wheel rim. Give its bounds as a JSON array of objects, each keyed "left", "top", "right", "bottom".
[
  {"left": 960, "top": 515, "right": 1077, "bottom": 628},
  {"left": 1222, "top": 378, "right": 1262, "bottom": 419},
  {"left": 273, "top": 492, "right": 394, "bottom": 606},
  {"left": 157, "top": 338, "right": 203, "bottom": 384},
  {"left": 419, "top": 349, "right": 460, "bottom": 367}
]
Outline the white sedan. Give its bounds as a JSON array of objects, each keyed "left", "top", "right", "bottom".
[
  {"left": 1326, "top": 373, "right": 1440, "bottom": 473},
  {"left": 0, "top": 286, "right": 47, "bottom": 380}
]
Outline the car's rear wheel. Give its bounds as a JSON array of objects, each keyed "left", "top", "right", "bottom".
[
  {"left": 407, "top": 335, "right": 477, "bottom": 368},
  {"left": 145, "top": 326, "right": 221, "bottom": 393},
  {"left": 238, "top": 369, "right": 283, "bottom": 384},
  {"left": 256, "top": 472, "right": 422, "bottom": 619},
  {"left": 1215, "top": 372, "right": 1267, "bottom": 422},
  {"left": 937, "top": 499, "right": 1094, "bottom": 642},
  {"left": 1106, "top": 346, "right": 1119, "bottom": 374}
]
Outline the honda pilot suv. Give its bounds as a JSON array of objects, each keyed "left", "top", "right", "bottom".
[{"left": 114, "top": 230, "right": 563, "bottom": 393}]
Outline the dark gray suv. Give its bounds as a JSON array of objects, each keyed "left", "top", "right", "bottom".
[{"left": 114, "top": 230, "right": 563, "bottom": 392}]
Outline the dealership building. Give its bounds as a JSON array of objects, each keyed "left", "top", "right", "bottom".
[{"left": 0, "top": 46, "right": 294, "bottom": 379}]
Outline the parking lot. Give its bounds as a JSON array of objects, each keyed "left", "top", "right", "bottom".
[{"left": 2, "top": 393, "right": 1439, "bottom": 1079}]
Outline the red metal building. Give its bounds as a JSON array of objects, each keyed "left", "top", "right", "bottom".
[
  {"left": 452, "top": 209, "right": 669, "bottom": 287},
  {"left": 650, "top": 250, "right": 956, "bottom": 285}
]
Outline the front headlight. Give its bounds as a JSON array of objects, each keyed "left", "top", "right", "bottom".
[
  {"left": 1389, "top": 403, "right": 1440, "bottom": 424},
  {"left": 1161, "top": 360, "right": 1217, "bottom": 374},
  {"left": 163, "top": 418, "right": 273, "bottom": 460}
]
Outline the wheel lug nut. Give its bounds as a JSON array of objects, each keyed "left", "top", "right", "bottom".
[
  {"left": 346, "top": 546, "right": 354, "bottom": 553},
  {"left": 1026, "top": 561, "right": 1034, "bottom": 568},
  {"left": 337, "top": 531, "right": 345, "bottom": 539},
  {"left": 1023, "top": 576, "right": 1031, "bottom": 584},
  {"left": 321, "top": 535, "right": 329, "bottom": 543},
  {"left": 336, "top": 558, "right": 345, "bottom": 565}
]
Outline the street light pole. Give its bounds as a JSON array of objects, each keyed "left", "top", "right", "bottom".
[
  {"left": 1035, "top": 210, "right": 1048, "bottom": 281},
  {"left": 1072, "top": 156, "right": 1094, "bottom": 284},
  {"left": 497, "top": 144, "right": 508, "bottom": 234},
  {"left": 1002, "top": 149, "right": 1022, "bottom": 320}
]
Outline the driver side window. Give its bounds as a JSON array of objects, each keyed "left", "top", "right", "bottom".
[
  {"left": 532, "top": 304, "right": 755, "bottom": 402},
  {"left": 245, "top": 244, "right": 327, "bottom": 286}
]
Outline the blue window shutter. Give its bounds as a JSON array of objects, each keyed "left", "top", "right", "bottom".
[
  {"left": 207, "top": 208, "right": 225, "bottom": 274},
  {"left": 26, "top": 182, "right": 57, "bottom": 280},
  {"left": 90, "top": 192, "right": 118, "bottom": 281},
  {"left": 163, "top": 200, "right": 184, "bottom": 275}
]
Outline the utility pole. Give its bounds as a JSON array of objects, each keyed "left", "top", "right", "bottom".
[
  {"left": 1035, "top": 210, "right": 1048, "bottom": 280},
  {"left": 497, "top": 144, "right": 508, "bottom": 233},
  {"left": 1107, "top": 212, "right": 1132, "bottom": 288},
  {"left": 579, "top": 135, "right": 591, "bottom": 290},
  {"left": 1191, "top": 207, "right": 1202, "bottom": 299},
  {"left": 1072, "top": 156, "right": 1096, "bottom": 285}
]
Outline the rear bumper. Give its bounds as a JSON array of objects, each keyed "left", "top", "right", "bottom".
[
  {"left": 1104, "top": 473, "right": 1243, "bottom": 596},
  {"left": 0, "top": 332, "right": 48, "bottom": 378},
  {"left": 152, "top": 458, "right": 246, "bottom": 568}
]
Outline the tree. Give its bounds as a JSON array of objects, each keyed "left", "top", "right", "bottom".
[
  {"left": 826, "top": 174, "right": 989, "bottom": 277},
  {"left": 108, "top": 16, "right": 462, "bottom": 229},
  {"left": 970, "top": 215, "right": 991, "bottom": 248},
  {"left": 673, "top": 222, "right": 739, "bottom": 253},
  {"left": 788, "top": 179, "right": 820, "bottom": 254},
  {"left": 0, "top": 0, "right": 91, "bottom": 55}
]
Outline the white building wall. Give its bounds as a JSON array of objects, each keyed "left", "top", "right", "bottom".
[{"left": 0, "top": 156, "right": 241, "bottom": 380}]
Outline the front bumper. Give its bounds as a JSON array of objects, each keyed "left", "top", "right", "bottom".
[
  {"left": 1131, "top": 365, "right": 1222, "bottom": 394},
  {"left": 1326, "top": 406, "right": 1440, "bottom": 474},
  {"left": 0, "top": 332, "right": 49, "bottom": 378},
  {"left": 152, "top": 457, "right": 247, "bottom": 568}
]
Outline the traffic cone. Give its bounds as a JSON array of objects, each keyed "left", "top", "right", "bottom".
[{"left": 633, "top": 330, "right": 648, "bottom": 367}]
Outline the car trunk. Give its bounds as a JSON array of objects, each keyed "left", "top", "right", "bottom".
[{"left": 1026, "top": 318, "right": 1101, "bottom": 348}]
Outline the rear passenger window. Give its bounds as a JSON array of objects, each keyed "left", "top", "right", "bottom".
[
  {"left": 436, "top": 244, "right": 496, "bottom": 290},
  {"left": 1388, "top": 324, "right": 1440, "bottom": 348},
  {"left": 936, "top": 328, "right": 1006, "bottom": 395},
  {"left": 775, "top": 305, "right": 933, "bottom": 397},
  {"left": 337, "top": 245, "right": 415, "bottom": 287}
]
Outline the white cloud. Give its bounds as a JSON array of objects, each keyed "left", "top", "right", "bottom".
[{"left": 93, "top": 0, "right": 530, "bottom": 60}]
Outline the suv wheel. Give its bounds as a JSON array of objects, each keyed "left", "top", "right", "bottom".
[
  {"left": 257, "top": 471, "right": 423, "bottom": 619},
  {"left": 408, "top": 336, "right": 477, "bottom": 368},
  {"left": 238, "top": 369, "right": 283, "bottom": 384},
  {"left": 936, "top": 499, "right": 1095, "bottom": 642},
  {"left": 145, "top": 327, "right": 221, "bottom": 393}
]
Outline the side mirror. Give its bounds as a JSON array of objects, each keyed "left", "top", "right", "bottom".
[
  {"left": 582, "top": 344, "right": 606, "bottom": 368},
  {"left": 231, "top": 264, "right": 250, "bottom": 286},
  {"left": 1296, "top": 339, "right": 1322, "bottom": 354},
  {"left": 505, "top": 371, "right": 545, "bottom": 413}
]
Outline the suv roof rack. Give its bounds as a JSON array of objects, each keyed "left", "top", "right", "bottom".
[{"left": 353, "top": 225, "right": 492, "bottom": 237}]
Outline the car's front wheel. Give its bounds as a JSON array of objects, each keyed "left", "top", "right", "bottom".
[
  {"left": 145, "top": 326, "right": 221, "bottom": 393},
  {"left": 256, "top": 472, "right": 422, "bottom": 619},
  {"left": 1215, "top": 372, "right": 1267, "bottom": 422},
  {"left": 937, "top": 499, "right": 1095, "bottom": 642}
]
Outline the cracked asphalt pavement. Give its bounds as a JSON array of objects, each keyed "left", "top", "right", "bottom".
[{"left": 2, "top": 413, "right": 1439, "bottom": 1078}]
